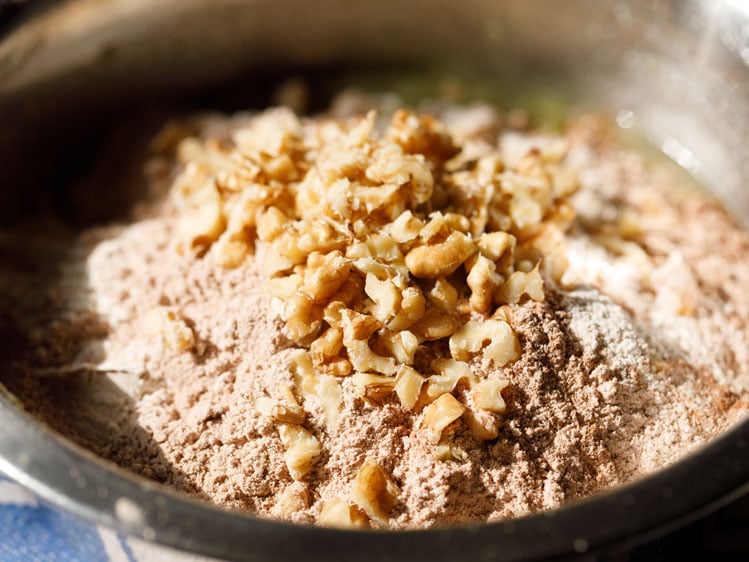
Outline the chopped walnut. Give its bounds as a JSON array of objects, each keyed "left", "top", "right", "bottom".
[
  {"left": 405, "top": 232, "right": 476, "bottom": 279},
  {"left": 423, "top": 393, "right": 466, "bottom": 444},
  {"left": 427, "top": 278, "right": 460, "bottom": 313},
  {"left": 434, "top": 443, "right": 469, "bottom": 462},
  {"left": 499, "top": 263, "right": 545, "bottom": 304},
  {"left": 471, "top": 379, "right": 510, "bottom": 413},
  {"left": 411, "top": 308, "right": 460, "bottom": 341},
  {"left": 394, "top": 365, "right": 425, "bottom": 410},
  {"left": 351, "top": 372, "right": 396, "bottom": 403},
  {"left": 143, "top": 307, "right": 196, "bottom": 352},
  {"left": 272, "top": 484, "right": 310, "bottom": 518},
  {"left": 255, "top": 396, "right": 306, "bottom": 425},
  {"left": 278, "top": 424, "right": 322, "bottom": 481},
  {"left": 378, "top": 329, "right": 419, "bottom": 365},
  {"left": 303, "top": 251, "right": 352, "bottom": 302},
  {"left": 310, "top": 326, "right": 344, "bottom": 363},
  {"left": 283, "top": 293, "right": 323, "bottom": 342},
  {"left": 449, "top": 319, "right": 519, "bottom": 366},
  {"left": 290, "top": 351, "right": 343, "bottom": 428},
  {"left": 350, "top": 460, "right": 399, "bottom": 526},
  {"left": 317, "top": 499, "right": 368, "bottom": 528},
  {"left": 464, "top": 407, "right": 500, "bottom": 441},
  {"left": 163, "top": 104, "right": 580, "bottom": 453},
  {"left": 426, "top": 359, "right": 477, "bottom": 402},
  {"left": 173, "top": 176, "right": 226, "bottom": 256},
  {"left": 466, "top": 254, "right": 503, "bottom": 313}
]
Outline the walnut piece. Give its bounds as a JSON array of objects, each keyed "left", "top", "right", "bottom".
[
  {"left": 394, "top": 366, "right": 425, "bottom": 410},
  {"left": 290, "top": 351, "right": 342, "bottom": 429},
  {"left": 405, "top": 232, "right": 476, "bottom": 279},
  {"left": 449, "top": 319, "right": 519, "bottom": 365},
  {"left": 426, "top": 359, "right": 477, "bottom": 402},
  {"left": 317, "top": 499, "right": 368, "bottom": 528},
  {"left": 272, "top": 484, "right": 310, "bottom": 518},
  {"left": 351, "top": 372, "right": 396, "bottom": 403},
  {"left": 423, "top": 393, "right": 466, "bottom": 444},
  {"left": 278, "top": 424, "right": 322, "bottom": 481},
  {"left": 350, "top": 460, "right": 399, "bottom": 526},
  {"left": 255, "top": 396, "right": 306, "bottom": 425},
  {"left": 499, "top": 264, "right": 545, "bottom": 304},
  {"left": 143, "top": 307, "right": 196, "bottom": 352},
  {"left": 471, "top": 379, "right": 510, "bottom": 413}
]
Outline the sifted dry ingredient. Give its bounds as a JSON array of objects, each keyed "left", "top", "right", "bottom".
[{"left": 0, "top": 94, "right": 747, "bottom": 529}]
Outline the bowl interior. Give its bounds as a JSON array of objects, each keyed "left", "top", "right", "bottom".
[{"left": 1, "top": 1, "right": 748, "bottom": 560}]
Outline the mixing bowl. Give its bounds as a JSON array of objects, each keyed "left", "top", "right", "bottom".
[{"left": 0, "top": 1, "right": 748, "bottom": 560}]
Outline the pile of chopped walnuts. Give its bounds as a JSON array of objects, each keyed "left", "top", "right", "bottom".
[{"left": 165, "top": 105, "right": 578, "bottom": 526}]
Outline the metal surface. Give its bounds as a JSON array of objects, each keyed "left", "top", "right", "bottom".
[{"left": 0, "top": 0, "right": 748, "bottom": 560}]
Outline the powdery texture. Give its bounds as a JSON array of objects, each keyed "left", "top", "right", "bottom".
[{"left": 1, "top": 108, "right": 748, "bottom": 529}]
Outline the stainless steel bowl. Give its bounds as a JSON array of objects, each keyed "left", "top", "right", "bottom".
[{"left": 1, "top": 1, "right": 748, "bottom": 560}]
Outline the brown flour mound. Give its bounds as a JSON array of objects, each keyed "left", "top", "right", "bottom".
[{"left": 1, "top": 100, "right": 747, "bottom": 529}]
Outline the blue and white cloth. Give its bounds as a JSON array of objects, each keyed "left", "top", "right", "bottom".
[{"left": 0, "top": 474, "right": 217, "bottom": 562}]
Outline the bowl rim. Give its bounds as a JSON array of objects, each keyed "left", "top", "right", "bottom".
[
  {"left": 0, "top": 0, "right": 748, "bottom": 557},
  {"left": 1, "top": 391, "right": 747, "bottom": 561}
]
